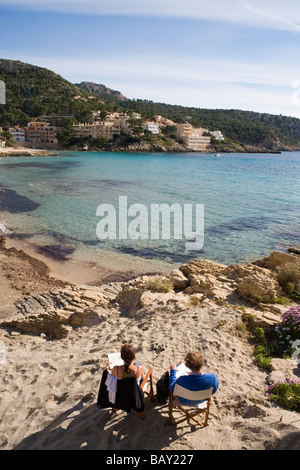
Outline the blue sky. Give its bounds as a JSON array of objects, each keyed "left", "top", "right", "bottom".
[{"left": 1, "top": 0, "right": 300, "bottom": 118}]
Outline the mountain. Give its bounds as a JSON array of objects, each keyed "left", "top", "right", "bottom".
[
  {"left": 1, "top": 58, "right": 300, "bottom": 152},
  {"left": 76, "top": 81, "right": 127, "bottom": 103}
]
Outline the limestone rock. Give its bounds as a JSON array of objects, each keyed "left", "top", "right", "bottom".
[
  {"left": 254, "top": 251, "right": 299, "bottom": 270},
  {"left": 168, "top": 269, "right": 189, "bottom": 290},
  {"left": 236, "top": 270, "right": 282, "bottom": 302}
]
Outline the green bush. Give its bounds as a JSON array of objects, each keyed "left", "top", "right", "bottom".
[{"left": 276, "top": 262, "right": 300, "bottom": 299}]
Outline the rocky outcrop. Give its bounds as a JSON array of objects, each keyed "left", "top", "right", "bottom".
[
  {"left": 2, "top": 250, "right": 298, "bottom": 338},
  {"left": 253, "top": 250, "right": 299, "bottom": 270},
  {"left": 1, "top": 284, "right": 122, "bottom": 339}
]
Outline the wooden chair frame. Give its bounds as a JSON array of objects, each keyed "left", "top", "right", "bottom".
[
  {"left": 112, "top": 367, "right": 154, "bottom": 420},
  {"left": 168, "top": 384, "right": 213, "bottom": 427}
]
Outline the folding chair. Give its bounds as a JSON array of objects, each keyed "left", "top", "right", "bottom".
[
  {"left": 98, "top": 367, "right": 154, "bottom": 420},
  {"left": 168, "top": 384, "right": 213, "bottom": 427},
  {"left": 141, "top": 367, "right": 155, "bottom": 404},
  {"left": 112, "top": 367, "right": 155, "bottom": 420}
]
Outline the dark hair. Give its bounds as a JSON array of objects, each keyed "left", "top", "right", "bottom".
[
  {"left": 184, "top": 351, "right": 204, "bottom": 372},
  {"left": 121, "top": 344, "right": 136, "bottom": 373}
]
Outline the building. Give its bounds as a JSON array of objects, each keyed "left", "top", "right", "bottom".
[
  {"left": 155, "top": 115, "right": 175, "bottom": 127},
  {"left": 9, "top": 126, "right": 26, "bottom": 142},
  {"left": 175, "top": 123, "right": 212, "bottom": 151},
  {"left": 72, "top": 119, "right": 130, "bottom": 141},
  {"left": 209, "top": 130, "right": 224, "bottom": 141},
  {"left": 143, "top": 121, "right": 160, "bottom": 135},
  {"left": 24, "top": 121, "right": 62, "bottom": 144}
]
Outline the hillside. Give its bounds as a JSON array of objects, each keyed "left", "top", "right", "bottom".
[
  {"left": 0, "top": 59, "right": 105, "bottom": 127},
  {"left": 1, "top": 58, "right": 300, "bottom": 152}
]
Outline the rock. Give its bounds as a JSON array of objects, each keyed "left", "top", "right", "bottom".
[
  {"left": 271, "top": 358, "right": 297, "bottom": 371},
  {"left": 288, "top": 245, "right": 300, "bottom": 255},
  {"left": 236, "top": 268, "right": 282, "bottom": 302},
  {"left": 168, "top": 269, "right": 189, "bottom": 290},
  {"left": 180, "top": 259, "right": 226, "bottom": 278},
  {"left": 254, "top": 251, "right": 299, "bottom": 270}
]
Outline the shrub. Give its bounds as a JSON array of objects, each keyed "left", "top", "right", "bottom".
[
  {"left": 255, "top": 344, "right": 272, "bottom": 370},
  {"left": 276, "top": 262, "right": 300, "bottom": 299},
  {"left": 143, "top": 276, "right": 173, "bottom": 293},
  {"left": 275, "top": 306, "right": 300, "bottom": 356},
  {"left": 265, "top": 378, "right": 300, "bottom": 412}
]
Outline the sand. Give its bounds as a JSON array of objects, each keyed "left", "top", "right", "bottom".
[{"left": 0, "top": 236, "right": 300, "bottom": 451}]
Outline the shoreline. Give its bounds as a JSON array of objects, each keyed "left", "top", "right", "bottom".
[
  {"left": 2, "top": 234, "right": 173, "bottom": 287},
  {"left": 1, "top": 145, "right": 298, "bottom": 158}
]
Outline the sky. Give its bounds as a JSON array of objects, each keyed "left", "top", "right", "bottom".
[{"left": 1, "top": 0, "right": 300, "bottom": 118}]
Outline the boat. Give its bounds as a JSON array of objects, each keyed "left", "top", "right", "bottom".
[{"left": 215, "top": 153, "right": 221, "bottom": 157}]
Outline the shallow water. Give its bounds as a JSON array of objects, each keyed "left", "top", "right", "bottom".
[{"left": 0, "top": 151, "right": 299, "bottom": 267}]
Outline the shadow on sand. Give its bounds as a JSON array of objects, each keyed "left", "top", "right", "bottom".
[{"left": 13, "top": 395, "right": 199, "bottom": 450}]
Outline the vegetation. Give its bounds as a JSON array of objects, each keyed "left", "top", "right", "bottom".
[
  {"left": 143, "top": 276, "right": 174, "bottom": 293},
  {"left": 265, "top": 378, "right": 300, "bottom": 412},
  {"left": 242, "top": 306, "right": 300, "bottom": 371},
  {"left": 276, "top": 262, "right": 300, "bottom": 300}
]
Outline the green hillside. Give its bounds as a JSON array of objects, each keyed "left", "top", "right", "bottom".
[
  {"left": 1, "top": 58, "right": 300, "bottom": 151},
  {"left": 0, "top": 59, "right": 106, "bottom": 127}
]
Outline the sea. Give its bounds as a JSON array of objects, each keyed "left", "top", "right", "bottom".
[{"left": 0, "top": 151, "right": 299, "bottom": 270}]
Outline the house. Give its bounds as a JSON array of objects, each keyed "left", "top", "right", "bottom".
[
  {"left": 143, "top": 121, "right": 160, "bottom": 135},
  {"left": 9, "top": 126, "right": 26, "bottom": 142},
  {"left": 210, "top": 130, "right": 224, "bottom": 141}
]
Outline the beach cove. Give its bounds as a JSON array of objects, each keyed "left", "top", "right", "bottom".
[{"left": 0, "top": 150, "right": 299, "bottom": 450}]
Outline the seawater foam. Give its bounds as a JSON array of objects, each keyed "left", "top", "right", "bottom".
[{"left": 0, "top": 222, "right": 13, "bottom": 235}]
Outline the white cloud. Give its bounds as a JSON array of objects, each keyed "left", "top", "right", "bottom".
[{"left": 1, "top": 0, "right": 300, "bottom": 32}]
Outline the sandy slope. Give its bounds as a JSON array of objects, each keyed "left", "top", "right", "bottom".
[{"left": 0, "top": 239, "right": 300, "bottom": 451}]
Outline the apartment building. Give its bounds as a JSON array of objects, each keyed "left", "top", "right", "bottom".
[
  {"left": 9, "top": 126, "right": 26, "bottom": 142},
  {"left": 73, "top": 119, "right": 130, "bottom": 141},
  {"left": 175, "top": 123, "right": 212, "bottom": 151},
  {"left": 24, "top": 122, "right": 61, "bottom": 144}
]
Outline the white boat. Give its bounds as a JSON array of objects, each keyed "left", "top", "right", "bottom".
[{"left": 215, "top": 153, "right": 221, "bottom": 157}]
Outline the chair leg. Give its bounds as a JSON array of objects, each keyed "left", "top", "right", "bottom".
[
  {"left": 168, "top": 393, "right": 176, "bottom": 425},
  {"left": 137, "top": 411, "right": 146, "bottom": 420}
]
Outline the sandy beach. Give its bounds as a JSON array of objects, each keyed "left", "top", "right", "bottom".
[{"left": 0, "top": 234, "right": 300, "bottom": 451}]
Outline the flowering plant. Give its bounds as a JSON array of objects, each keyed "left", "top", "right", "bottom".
[
  {"left": 275, "top": 306, "right": 300, "bottom": 356},
  {"left": 265, "top": 378, "right": 300, "bottom": 412}
]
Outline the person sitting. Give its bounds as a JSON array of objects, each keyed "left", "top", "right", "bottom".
[
  {"left": 110, "top": 343, "right": 144, "bottom": 385},
  {"left": 169, "top": 350, "right": 218, "bottom": 405}
]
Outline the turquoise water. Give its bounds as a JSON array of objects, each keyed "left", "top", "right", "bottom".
[{"left": 0, "top": 151, "right": 299, "bottom": 267}]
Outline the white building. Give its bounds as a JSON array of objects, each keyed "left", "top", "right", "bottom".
[
  {"left": 143, "top": 121, "right": 160, "bottom": 134},
  {"left": 210, "top": 130, "right": 224, "bottom": 141},
  {"left": 9, "top": 126, "right": 26, "bottom": 142}
]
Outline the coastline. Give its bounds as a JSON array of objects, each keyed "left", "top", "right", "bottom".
[
  {"left": 0, "top": 146, "right": 58, "bottom": 157},
  {"left": 0, "top": 143, "right": 295, "bottom": 157}
]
